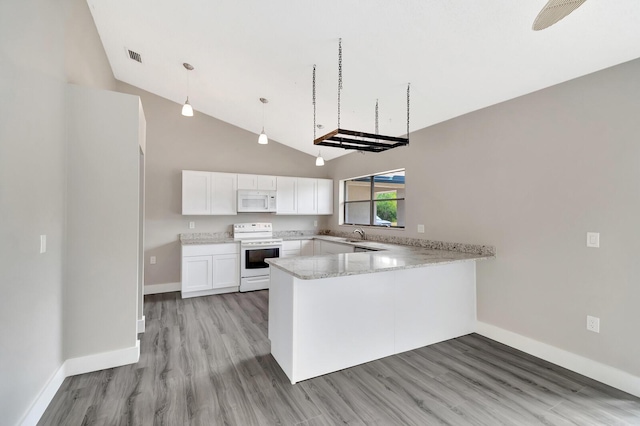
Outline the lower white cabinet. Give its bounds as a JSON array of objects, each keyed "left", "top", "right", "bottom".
[
  {"left": 282, "top": 239, "right": 316, "bottom": 258},
  {"left": 314, "top": 240, "right": 354, "bottom": 255},
  {"left": 182, "top": 255, "right": 214, "bottom": 293},
  {"left": 182, "top": 171, "right": 237, "bottom": 215},
  {"left": 301, "top": 240, "right": 314, "bottom": 256},
  {"left": 281, "top": 240, "right": 302, "bottom": 258},
  {"left": 182, "top": 243, "right": 239, "bottom": 298}
]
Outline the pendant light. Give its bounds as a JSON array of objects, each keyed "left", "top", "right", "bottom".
[
  {"left": 258, "top": 97, "right": 269, "bottom": 144},
  {"left": 315, "top": 151, "right": 325, "bottom": 166},
  {"left": 182, "top": 63, "right": 194, "bottom": 117}
]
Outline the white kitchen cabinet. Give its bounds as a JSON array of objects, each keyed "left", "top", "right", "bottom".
[
  {"left": 297, "top": 178, "right": 318, "bottom": 215},
  {"left": 257, "top": 175, "right": 277, "bottom": 190},
  {"left": 211, "top": 172, "right": 237, "bottom": 215},
  {"left": 186, "top": 171, "right": 330, "bottom": 216},
  {"left": 182, "top": 255, "right": 213, "bottom": 293},
  {"left": 281, "top": 240, "right": 302, "bottom": 258},
  {"left": 237, "top": 174, "right": 258, "bottom": 190},
  {"left": 238, "top": 174, "right": 277, "bottom": 190},
  {"left": 182, "top": 243, "right": 239, "bottom": 297},
  {"left": 300, "top": 240, "right": 314, "bottom": 256},
  {"left": 317, "top": 179, "right": 333, "bottom": 215},
  {"left": 182, "top": 171, "right": 212, "bottom": 215},
  {"left": 212, "top": 254, "right": 239, "bottom": 288},
  {"left": 182, "top": 171, "right": 237, "bottom": 215},
  {"left": 276, "top": 177, "right": 297, "bottom": 214},
  {"left": 276, "top": 177, "right": 333, "bottom": 216},
  {"left": 316, "top": 240, "right": 354, "bottom": 255}
]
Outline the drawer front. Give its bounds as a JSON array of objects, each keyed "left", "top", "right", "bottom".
[
  {"left": 182, "top": 243, "right": 239, "bottom": 257},
  {"left": 282, "top": 240, "right": 302, "bottom": 251}
]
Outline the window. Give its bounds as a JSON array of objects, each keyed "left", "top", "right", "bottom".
[{"left": 343, "top": 170, "right": 405, "bottom": 228}]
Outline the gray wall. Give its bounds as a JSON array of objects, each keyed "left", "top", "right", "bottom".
[
  {"left": 116, "top": 82, "right": 332, "bottom": 288},
  {"left": 65, "top": 85, "right": 141, "bottom": 359},
  {"left": 326, "top": 58, "right": 640, "bottom": 377},
  {"left": 0, "top": 0, "right": 116, "bottom": 424}
]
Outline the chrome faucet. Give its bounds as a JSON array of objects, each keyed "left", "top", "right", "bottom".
[{"left": 353, "top": 228, "right": 365, "bottom": 240}]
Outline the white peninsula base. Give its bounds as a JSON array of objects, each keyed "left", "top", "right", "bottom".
[{"left": 268, "top": 261, "right": 477, "bottom": 384}]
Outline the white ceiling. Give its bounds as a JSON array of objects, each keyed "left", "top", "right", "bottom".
[{"left": 88, "top": 0, "right": 640, "bottom": 161}]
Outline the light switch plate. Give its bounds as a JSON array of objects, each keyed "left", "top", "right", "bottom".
[
  {"left": 40, "top": 235, "right": 47, "bottom": 254},
  {"left": 314, "top": 220, "right": 318, "bottom": 227},
  {"left": 189, "top": 221, "right": 195, "bottom": 229},
  {"left": 587, "top": 232, "right": 600, "bottom": 248},
  {"left": 417, "top": 224, "right": 425, "bottom": 233}
]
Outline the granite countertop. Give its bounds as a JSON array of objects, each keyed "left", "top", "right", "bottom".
[
  {"left": 179, "top": 230, "right": 319, "bottom": 245},
  {"left": 179, "top": 231, "right": 495, "bottom": 280},
  {"left": 180, "top": 233, "right": 237, "bottom": 245},
  {"left": 266, "top": 238, "right": 493, "bottom": 280}
]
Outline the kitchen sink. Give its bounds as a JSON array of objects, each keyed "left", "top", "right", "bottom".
[{"left": 354, "top": 246, "right": 378, "bottom": 252}]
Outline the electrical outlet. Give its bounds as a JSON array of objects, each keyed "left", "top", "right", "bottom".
[
  {"left": 417, "top": 224, "right": 425, "bottom": 233},
  {"left": 586, "top": 315, "right": 600, "bottom": 333},
  {"left": 150, "top": 256, "right": 157, "bottom": 265},
  {"left": 587, "top": 232, "right": 599, "bottom": 248},
  {"left": 189, "top": 221, "right": 195, "bottom": 229},
  {"left": 40, "top": 235, "right": 47, "bottom": 254},
  {"left": 314, "top": 220, "right": 318, "bottom": 227}
]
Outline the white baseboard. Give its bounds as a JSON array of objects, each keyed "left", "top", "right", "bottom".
[
  {"left": 65, "top": 340, "right": 140, "bottom": 377},
  {"left": 20, "top": 363, "right": 67, "bottom": 426},
  {"left": 137, "top": 315, "right": 145, "bottom": 333},
  {"left": 144, "top": 282, "right": 180, "bottom": 295},
  {"left": 20, "top": 341, "right": 140, "bottom": 426},
  {"left": 476, "top": 322, "right": 640, "bottom": 398}
]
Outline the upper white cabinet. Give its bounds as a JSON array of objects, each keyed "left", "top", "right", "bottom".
[
  {"left": 257, "top": 175, "right": 277, "bottom": 190},
  {"left": 184, "top": 171, "right": 332, "bottom": 216},
  {"left": 276, "top": 176, "right": 298, "bottom": 214},
  {"left": 297, "top": 178, "right": 317, "bottom": 215},
  {"left": 211, "top": 172, "right": 237, "bottom": 215},
  {"left": 237, "top": 174, "right": 277, "bottom": 191},
  {"left": 182, "top": 171, "right": 212, "bottom": 215},
  {"left": 317, "top": 179, "right": 333, "bottom": 215},
  {"left": 276, "top": 177, "right": 333, "bottom": 215},
  {"left": 182, "top": 171, "right": 237, "bottom": 215}
]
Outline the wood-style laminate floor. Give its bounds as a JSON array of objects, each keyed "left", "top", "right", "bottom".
[{"left": 39, "top": 291, "right": 640, "bottom": 425}]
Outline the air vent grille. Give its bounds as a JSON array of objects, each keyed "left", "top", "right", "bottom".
[{"left": 127, "top": 49, "right": 142, "bottom": 63}]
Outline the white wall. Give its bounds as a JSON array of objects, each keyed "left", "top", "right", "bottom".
[
  {"left": 116, "top": 83, "right": 332, "bottom": 288},
  {"left": 327, "top": 58, "right": 640, "bottom": 378},
  {"left": 0, "top": 0, "right": 117, "bottom": 424}
]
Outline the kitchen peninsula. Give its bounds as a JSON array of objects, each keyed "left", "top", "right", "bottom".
[{"left": 266, "top": 236, "right": 494, "bottom": 384}]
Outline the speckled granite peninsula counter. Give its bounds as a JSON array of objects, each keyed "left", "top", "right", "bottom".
[
  {"left": 266, "top": 236, "right": 492, "bottom": 280},
  {"left": 266, "top": 236, "right": 495, "bottom": 384}
]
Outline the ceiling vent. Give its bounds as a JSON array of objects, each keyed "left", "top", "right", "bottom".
[{"left": 126, "top": 49, "right": 142, "bottom": 63}]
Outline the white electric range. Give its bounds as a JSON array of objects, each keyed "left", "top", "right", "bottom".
[{"left": 233, "top": 223, "right": 283, "bottom": 292}]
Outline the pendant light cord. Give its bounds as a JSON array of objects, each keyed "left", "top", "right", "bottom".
[
  {"left": 406, "top": 83, "right": 410, "bottom": 141},
  {"left": 337, "top": 38, "right": 342, "bottom": 129},
  {"left": 313, "top": 64, "right": 317, "bottom": 140}
]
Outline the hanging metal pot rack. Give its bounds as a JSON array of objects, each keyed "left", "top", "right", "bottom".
[{"left": 312, "top": 38, "right": 410, "bottom": 153}]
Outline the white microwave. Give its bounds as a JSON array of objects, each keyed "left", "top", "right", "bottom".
[{"left": 237, "top": 190, "right": 277, "bottom": 213}]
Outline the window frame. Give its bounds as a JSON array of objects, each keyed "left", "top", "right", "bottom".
[{"left": 343, "top": 169, "right": 405, "bottom": 228}]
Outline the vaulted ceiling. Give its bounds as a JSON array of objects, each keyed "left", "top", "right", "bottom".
[{"left": 88, "top": 0, "right": 640, "bottom": 160}]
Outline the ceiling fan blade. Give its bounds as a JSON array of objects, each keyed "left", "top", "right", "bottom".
[{"left": 532, "top": 0, "right": 587, "bottom": 31}]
